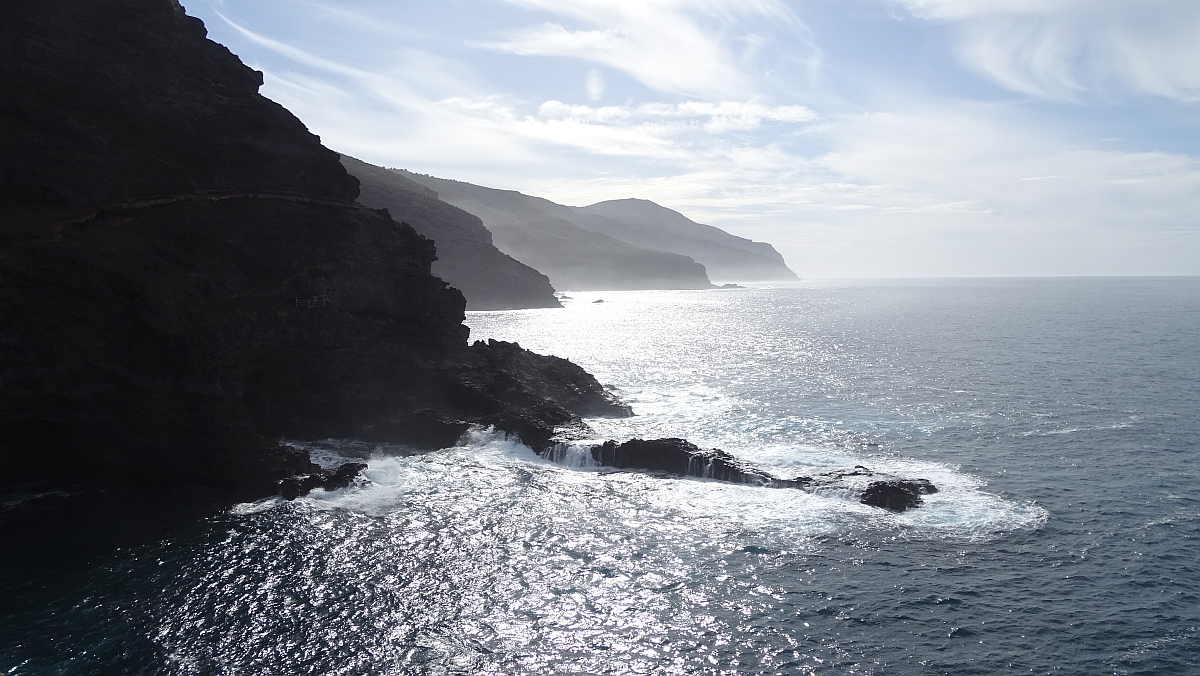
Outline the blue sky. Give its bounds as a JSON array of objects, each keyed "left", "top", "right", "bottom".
[{"left": 191, "top": 0, "right": 1200, "bottom": 277}]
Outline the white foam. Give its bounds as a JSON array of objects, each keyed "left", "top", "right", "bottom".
[
  {"left": 229, "top": 498, "right": 282, "bottom": 515},
  {"left": 542, "top": 442, "right": 599, "bottom": 468},
  {"left": 278, "top": 429, "right": 1044, "bottom": 544}
]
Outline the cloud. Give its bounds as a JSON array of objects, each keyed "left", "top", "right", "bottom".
[
  {"left": 894, "top": 0, "right": 1200, "bottom": 101},
  {"left": 510, "top": 104, "right": 1200, "bottom": 276},
  {"left": 475, "top": 0, "right": 808, "bottom": 98},
  {"left": 197, "top": 1, "right": 1200, "bottom": 277},
  {"left": 535, "top": 99, "right": 817, "bottom": 133},
  {"left": 221, "top": 13, "right": 818, "bottom": 168},
  {"left": 240, "top": 33, "right": 1200, "bottom": 277}
]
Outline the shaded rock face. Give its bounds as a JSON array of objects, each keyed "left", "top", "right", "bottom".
[
  {"left": 342, "top": 156, "right": 561, "bottom": 311},
  {"left": 0, "top": 0, "right": 629, "bottom": 501},
  {"left": 552, "top": 438, "right": 936, "bottom": 512},
  {"left": 0, "top": 0, "right": 356, "bottom": 207}
]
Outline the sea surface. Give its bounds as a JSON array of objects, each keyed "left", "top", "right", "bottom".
[{"left": 3, "top": 278, "right": 1198, "bottom": 675}]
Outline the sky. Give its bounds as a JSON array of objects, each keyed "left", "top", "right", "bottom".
[{"left": 189, "top": 0, "right": 1200, "bottom": 278}]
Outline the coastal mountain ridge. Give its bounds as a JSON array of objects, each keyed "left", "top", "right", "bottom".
[
  {"left": 573, "top": 199, "right": 798, "bottom": 283},
  {"left": 341, "top": 156, "right": 561, "bottom": 310},
  {"left": 396, "top": 171, "right": 713, "bottom": 291},
  {"left": 397, "top": 170, "right": 799, "bottom": 291}
]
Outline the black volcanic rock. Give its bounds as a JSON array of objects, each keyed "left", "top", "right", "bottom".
[
  {"left": 341, "top": 156, "right": 561, "bottom": 310},
  {"left": 278, "top": 462, "right": 368, "bottom": 501},
  {"left": 1, "top": 0, "right": 356, "bottom": 207},
  {"left": 590, "top": 438, "right": 785, "bottom": 485},
  {"left": 0, "top": 0, "right": 629, "bottom": 502},
  {"left": 860, "top": 479, "right": 938, "bottom": 512},
  {"left": 546, "top": 438, "right": 935, "bottom": 510}
]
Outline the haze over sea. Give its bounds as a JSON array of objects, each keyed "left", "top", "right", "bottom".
[{"left": 2, "top": 277, "right": 1197, "bottom": 674}]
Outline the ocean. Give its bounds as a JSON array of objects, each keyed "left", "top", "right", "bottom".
[{"left": 2, "top": 278, "right": 1198, "bottom": 674}]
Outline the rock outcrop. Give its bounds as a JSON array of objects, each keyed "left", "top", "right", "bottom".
[
  {"left": 588, "top": 438, "right": 803, "bottom": 487},
  {"left": 0, "top": 0, "right": 627, "bottom": 502},
  {"left": 546, "top": 438, "right": 937, "bottom": 512},
  {"left": 341, "top": 156, "right": 561, "bottom": 310},
  {"left": 859, "top": 479, "right": 938, "bottom": 511},
  {"left": 278, "top": 462, "right": 369, "bottom": 501}
]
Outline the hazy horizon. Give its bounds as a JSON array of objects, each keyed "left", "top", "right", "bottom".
[{"left": 192, "top": 0, "right": 1199, "bottom": 278}]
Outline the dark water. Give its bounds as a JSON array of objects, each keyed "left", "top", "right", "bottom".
[{"left": 3, "top": 278, "right": 1198, "bottom": 675}]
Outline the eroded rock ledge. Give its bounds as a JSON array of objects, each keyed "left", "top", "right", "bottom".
[{"left": 545, "top": 438, "right": 938, "bottom": 512}]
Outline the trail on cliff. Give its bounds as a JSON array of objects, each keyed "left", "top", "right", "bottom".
[{"left": 0, "top": 0, "right": 627, "bottom": 502}]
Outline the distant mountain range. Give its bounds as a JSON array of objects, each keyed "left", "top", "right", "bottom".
[
  {"left": 343, "top": 156, "right": 560, "bottom": 310},
  {"left": 399, "top": 170, "right": 798, "bottom": 290},
  {"left": 394, "top": 171, "right": 711, "bottom": 292},
  {"left": 341, "top": 157, "right": 798, "bottom": 306},
  {"left": 570, "top": 199, "right": 798, "bottom": 283}
]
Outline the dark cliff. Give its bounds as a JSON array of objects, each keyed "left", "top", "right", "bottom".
[
  {"left": 342, "top": 156, "right": 561, "bottom": 310},
  {"left": 1, "top": 0, "right": 354, "bottom": 207},
  {"left": 0, "top": 0, "right": 627, "bottom": 500}
]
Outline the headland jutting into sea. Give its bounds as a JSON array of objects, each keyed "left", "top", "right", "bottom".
[{"left": 0, "top": 0, "right": 932, "bottom": 512}]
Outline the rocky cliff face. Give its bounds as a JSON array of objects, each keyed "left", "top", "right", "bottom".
[
  {"left": 0, "top": 0, "right": 626, "bottom": 500},
  {"left": 1, "top": 0, "right": 354, "bottom": 207},
  {"left": 342, "top": 156, "right": 561, "bottom": 310}
]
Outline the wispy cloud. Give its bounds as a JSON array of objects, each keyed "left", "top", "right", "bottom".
[
  {"left": 475, "top": 0, "right": 810, "bottom": 98},
  {"left": 192, "top": 0, "right": 1200, "bottom": 277},
  {"left": 511, "top": 104, "right": 1200, "bottom": 276},
  {"left": 894, "top": 0, "right": 1200, "bottom": 101},
  {"left": 535, "top": 100, "right": 817, "bottom": 132}
]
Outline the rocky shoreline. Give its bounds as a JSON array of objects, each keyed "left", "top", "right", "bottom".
[
  {"left": 0, "top": 0, "right": 627, "bottom": 504},
  {"left": 544, "top": 437, "right": 937, "bottom": 512},
  {"left": 0, "top": 0, "right": 935, "bottom": 512}
]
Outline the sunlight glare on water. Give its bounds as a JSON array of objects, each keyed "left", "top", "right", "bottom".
[{"left": 4, "top": 279, "right": 1197, "bottom": 675}]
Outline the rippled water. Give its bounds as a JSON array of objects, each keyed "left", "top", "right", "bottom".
[{"left": 3, "top": 278, "right": 1198, "bottom": 675}]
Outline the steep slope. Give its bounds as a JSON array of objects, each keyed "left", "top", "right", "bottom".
[
  {"left": 0, "top": 0, "right": 353, "bottom": 208},
  {"left": 0, "top": 0, "right": 626, "bottom": 500},
  {"left": 341, "top": 156, "right": 560, "bottom": 310},
  {"left": 573, "top": 199, "right": 798, "bottom": 282},
  {"left": 399, "top": 172, "right": 715, "bottom": 291}
]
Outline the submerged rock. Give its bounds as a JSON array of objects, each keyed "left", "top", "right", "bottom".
[
  {"left": 860, "top": 479, "right": 938, "bottom": 512},
  {"left": 279, "top": 462, "right": 368, "bottom": 501},
  {"left": 589, "top": 438, "right": 805, "bottom": 487},
  {"left": 548, "top": 437, "right": 935, "bottom": 511}
]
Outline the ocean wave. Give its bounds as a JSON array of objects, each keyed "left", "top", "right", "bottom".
[{"left": 275, "top": 430, "right": 1046, "bottom": 544}]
